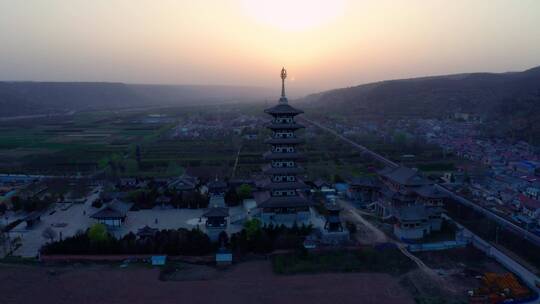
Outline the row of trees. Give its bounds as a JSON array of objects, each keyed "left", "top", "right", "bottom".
[
  {"left": 229, "top": 219, "right": 313, "bottom": 254},
  {"left": 41, "top": 224, "right": 214, "bottom": 256},
  {"left": 41, "top": 220, "right": 313, "bottom": 256},
  {"left": 124, "top": 183, "right": 253, "bottom": 209}
]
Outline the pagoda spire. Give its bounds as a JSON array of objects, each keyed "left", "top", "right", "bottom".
[{"left": 280, "top": 67, "right": 288, "bottom": 103}]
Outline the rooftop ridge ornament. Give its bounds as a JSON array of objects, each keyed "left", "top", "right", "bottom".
[{"left": 280, "top": 67, "right": 288, "bottom": 103}]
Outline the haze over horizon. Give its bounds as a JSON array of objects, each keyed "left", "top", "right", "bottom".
[{"left": 1, "top": 0, "right": 540, "bottom": 93}]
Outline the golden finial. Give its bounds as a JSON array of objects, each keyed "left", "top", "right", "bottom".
[{"left": 280, "top": 67, "right": 287, "bottom": 101}]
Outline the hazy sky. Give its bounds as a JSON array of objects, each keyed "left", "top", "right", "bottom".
[{"left": 1, "top": 0, "right": 540, "bottom": 93}]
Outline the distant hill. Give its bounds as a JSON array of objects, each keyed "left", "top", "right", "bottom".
[
  {"left": 0, "top": 82, "right": 273, "bottom": 117},
  {"left": 0, "top": 82, "right": 145, "bottom": 117},
  {"left": 131, "top": 84, "right": 274, "bottom": 105},
  {"left": 300, "top": 66, "right": 540, "bottom": 119}
]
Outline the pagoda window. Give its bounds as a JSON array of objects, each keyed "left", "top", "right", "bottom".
[
  {"left": 273, "top": 175, "right": 284, "bottom": 182},
  {"left": 274, "top": 117, "right": 293, "bottom": 124}
]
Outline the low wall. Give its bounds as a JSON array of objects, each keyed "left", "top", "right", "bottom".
[
  {"left": 444, "top": 214, "right": 540, "bottom": 299},
  {"left": 40, "top": 254, "right": 214, "bottom": 263},
  {"left": 408, "top": 240, "right": 467, "bottom": 252}
]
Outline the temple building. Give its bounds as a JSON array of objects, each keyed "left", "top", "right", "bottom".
[
  {"left": 324, "top": 202, "right": 344, "bottom": 232},
  {"left": 202, "top": 206, "right": 229, "bottom": 241},
  {"left": 373, "top": 166, "right": 447, "bottom": 240},
  {"left": 255, "top": 68, "right": 315, "bottom": 226},
  {"left": 90, "top": 199, "right": 133, "bottom": 229}
]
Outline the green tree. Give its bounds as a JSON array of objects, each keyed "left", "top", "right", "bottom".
[
  {"left": 88, "top": 223, "right": 108, "bottom": 242},
  {"left": 244, "top": 219, "right": 261, "bottom": 241},
  {"left": 236, "top": 184, "right": 253, "bottom": 200}
]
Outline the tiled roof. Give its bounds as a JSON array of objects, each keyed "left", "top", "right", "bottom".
[
  {"left": 202, "top": 207, "right": 229, "bottom": 217},
  {"left": 90, "top": 199, "right": 133, "bottom": 219},
  {"left": 378, "top": 167, "right": 431, "bottom": 186},
  {"left": 264, "top": 137, "right": 305, "bottom": 145},
  {"left": 264, "top": 122, "right": 305, "bottom": 130},
  {"left": 261, "top": 164, "right": 305, "bottom": 175},
  {"left": 414, "top": 185, "right": 447, "bottom": 199},
  {"left": 396, "top": 205, "right": 428, "bottom": 221},
  {"left": 262, "top": 151, "right": 304, "bottom": 160},
  {"left": 264, "top": 103, "right": 304, "bottom": 115},
  {"left": 255, "top": 191, "right": 315, "bottom": 208},
  {"left": 518, "top": 194, "right": 540, "bottom": 210}
]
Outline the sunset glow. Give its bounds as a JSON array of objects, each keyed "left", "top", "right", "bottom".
[
  {"left": 241, "top": 0, "right": 346, "bottom": 31},
  {"left": 0, "top": 0, "right": 539, "bottom": 93}
]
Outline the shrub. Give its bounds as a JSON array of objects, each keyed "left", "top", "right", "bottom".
[{"left": 88, "top": 223, "right": 108, "bottom": 242}]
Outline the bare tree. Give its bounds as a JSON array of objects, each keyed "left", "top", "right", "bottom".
[
  {"left": 0, "top": 225, "right": 7, "bottom": 256},
  {"left": 42, "top": 227, "right": 57, "bottom": 243}
]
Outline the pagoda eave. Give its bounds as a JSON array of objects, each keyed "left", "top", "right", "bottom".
[
  {"left": 264, "top": 104, "right": 304, "bottom": 115},
  {"left": 258, "top": 195, "right": 316, "bottom": 208},
  {"left": 264, "top": 137, "right": 305, "bottom": 145},
  {"left": 264, "top": 123, "right": 305, "bottom": 130},
  {"left": 263, "top": 151, "right": 304, "bottom": 160},
  {"left": 261, "top": 165, "right": 305, "bottom": 175}
]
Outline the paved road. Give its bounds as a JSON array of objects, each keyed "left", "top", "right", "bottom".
[
  {"left": 340, "top": 199, "right": 387, "bottom": 243},
  {"left": 300, "top": 117, "right": 399, "bottom": 168},
  {"left": 302, "top": 116, "right": 540, "bottom": 247}
]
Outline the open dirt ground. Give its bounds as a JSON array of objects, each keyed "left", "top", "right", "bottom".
[{"left": 0, "top": 261, "right": 415, "bottom": 304}]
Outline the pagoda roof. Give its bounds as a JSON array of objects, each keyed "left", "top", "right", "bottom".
[
  {"left": 264, "top": 103, "right": 304, "bottom": 115},
  {"left": 264, "top": 122, "right": 305, "bottom": 130},
  {"left": 264, "top": 137, "right": 305, "bottom": 145},
  {"left": 261, "top": 164, "right": 305, "bottom": 175},
  {"left": 325, "top": 202, "right": 342, "bottom": 212},
  {"left": 254, "top": 191, "right": 315, "bottom": 208},
  {"left": 259, "top": 179, "right": 309, "bottom": 190},
  {"left": 263, "top": 151, "right": 304, "bottom": 160},
  {"left": 202, "top": 207, "right": 229, "bottom": 218}
]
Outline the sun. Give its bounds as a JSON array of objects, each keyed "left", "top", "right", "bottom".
[{"left": 241, "top": 0, "right": 346, "bottom": 32}]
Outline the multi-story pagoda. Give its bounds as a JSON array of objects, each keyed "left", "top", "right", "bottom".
[{"left": 256, "top": 68, "right": 315, "bottom": 226}]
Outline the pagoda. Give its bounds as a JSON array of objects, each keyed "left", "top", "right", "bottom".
[{"left": 256, "top": 68, "right": 315, "bottom": 226}]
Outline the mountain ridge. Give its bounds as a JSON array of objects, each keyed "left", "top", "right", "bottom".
[{"left": 299, "top": 65, "right": 540, "bottom": 119}]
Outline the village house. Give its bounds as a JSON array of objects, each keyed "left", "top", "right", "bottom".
[
  {"left": 525, "top": 182, "right": 540, "bottom": 200},
  {"left": 517, "top": 194, "right": 540, "bottom": 226}
]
